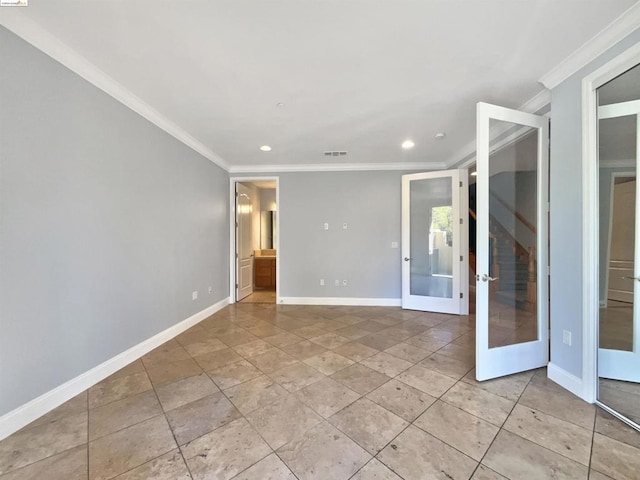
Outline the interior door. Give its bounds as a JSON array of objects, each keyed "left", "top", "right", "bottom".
[
  {"left": 475, "top": 102, "right": 549, "bottom": 381},
  {"left": 598, "top": 99, "right": 640, "bottom": 383},
  {"left": 236, "top": 183, "right": 253, "bottom": 301},
  {"left": 401, "top": 170, "right": 468, "bottom": 314}
]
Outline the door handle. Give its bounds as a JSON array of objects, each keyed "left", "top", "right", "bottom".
[
  {"left": 623, "top": 276, "right": 640, "bottom": 281},
  {"left": 404, "top": 257, "right": 411, "bottom": 262},
  {"left": 481, "top": 274, "right": 499, "bottom": 282}
]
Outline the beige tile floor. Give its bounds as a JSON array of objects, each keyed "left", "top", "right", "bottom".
[
  {"left": 239, "top": 289, "right": 277, "bottom": 304},
  {"left": 1, "top": 304, "right": 639, "bottom": 480}
]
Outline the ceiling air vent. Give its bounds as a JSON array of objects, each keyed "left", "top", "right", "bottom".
[{"left": 323, "top": 151, "right": 348, "bottom": 157}]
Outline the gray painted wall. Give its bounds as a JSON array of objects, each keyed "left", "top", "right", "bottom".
[
  {"left": 260, "top": 188, "right": 277, "bottom": 211},
  {"left": 235, "top": 171, "right": 406, "bottom": 299},
  {"left": 549, "top": 28, "right": 640, "bottom": 378},
  {"left": 0, "top": 27, "right": 230, "bottom": 416}
]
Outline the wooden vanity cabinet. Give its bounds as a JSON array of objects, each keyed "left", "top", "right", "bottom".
[{"left": 254, "top": 257, "right": 276, "bottom": 288}]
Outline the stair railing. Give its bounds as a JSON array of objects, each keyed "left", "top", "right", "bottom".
[{"left": 469, "top": 192, "right": 538, "bottom": 312}]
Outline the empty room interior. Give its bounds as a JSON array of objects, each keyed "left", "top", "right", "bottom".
[{"left": 2, "top": 1, "right": 640, "bottom": 479}]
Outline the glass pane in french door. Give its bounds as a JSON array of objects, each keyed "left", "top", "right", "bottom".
[
  {"left": 598, "top": 116, "right": 637, "bottom": 353},
  {"left": 487, "top": 120, "right": 539, "bottom": 348},
  {"left": 410, "top": 176, "right": 453, "bottom": 298}
]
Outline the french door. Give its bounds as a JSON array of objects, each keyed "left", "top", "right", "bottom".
[
  {"left": 475, "top": 102, "right": 549, "bottom": 381},
  {"left": 598, "top": 99, "right": 640, "bottom": 383},
  {"left": 401, "top": 170, "right": 468, "bottom": 314}
]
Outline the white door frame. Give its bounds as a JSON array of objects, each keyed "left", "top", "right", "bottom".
[
  {"left": 582, "top": 41, "right": 640, "bottom": 403},
  {"left": 229, "top": 176, "right": 280, "bottom": 304},
  {"left": 401, "top": 169, "right": 469, "bottom": 314}
]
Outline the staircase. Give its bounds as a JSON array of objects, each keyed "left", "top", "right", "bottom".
[
  {"left": 491, "top": 227, "right": 534, "bottom": 311},
  {"left": 469, "top": 199, "right": 537, "bottom": 312}
]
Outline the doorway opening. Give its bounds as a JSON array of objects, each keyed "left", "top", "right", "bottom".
[{"left": 229, "top": 177, "right": 279, "bottom": 305}]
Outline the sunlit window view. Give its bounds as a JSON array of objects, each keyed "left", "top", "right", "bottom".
[{"left": 410, "top": 178, "right": 453, "bottom": 298}]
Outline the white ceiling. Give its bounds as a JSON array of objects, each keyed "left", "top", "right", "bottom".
[{"left": 1, "top": 0, "right": 638, "bottom": 171}]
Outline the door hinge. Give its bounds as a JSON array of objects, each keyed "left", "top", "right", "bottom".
[
  {"left": 235, "top": 283, "right": 238, "bottom": 289},
  {"left": 460, "top": 218, "right": 463, "bottom": 224},
  {"left": 460, "top": 293, "right": 463, "bottom": 299},
  {"left": 235, "top": 222, "right": 238, "bottom": 228},
  {"left": 236, "top": 253, "right": 238, "bottom": 259},
  {"left": 460, "top": 255, "right": 463, "bottom": 262},
  {"left": 459, "top": 181, "right": 463, "bottom": 187}
]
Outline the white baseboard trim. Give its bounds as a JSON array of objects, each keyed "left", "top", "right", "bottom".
[
  {"left": 547, "top": 362, "right": 588, "bottom": 401},
  {"left": 0, "top": 297, "right": 230, "bottom": 441},
  {"left": 279, "top": 297, "right": 402, "bottom": 307}
]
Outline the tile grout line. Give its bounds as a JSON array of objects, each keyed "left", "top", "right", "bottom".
[
  {"left": 469, "top": 368, "right": 544, "bottom": 478},
  {"left": 213, "top": 369, "right": 297, "bottom": 480},
  {"left": 586, "top": 402, "right": 598, "bottom": 479},
  {"left": 319, "top": 327, "right": 476, "bottom": 479},
  {"left": 109, "top": 310, "right": 454, "bottom": 478},
  {"left": 247, "top": 311, "right": 423, "bottom": 478},
  {"left": 372, "top": 364, "right": 482, "bottom": 476},
  {"left": 140, "top": 355, "right": 196, "bottom": 480}
]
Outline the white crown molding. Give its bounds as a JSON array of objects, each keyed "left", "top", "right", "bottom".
[
  {"left": 446, "top": 88, "right": 552, "bottom": 168},
  {"left": 0, "top": 297, "right": 230, "bottom": 441},
  {"left": 540, "top": 2, "right": 640, "bottom": 89},
  {"left": 519, "top": 88, "right": 553, "bottom": 115},
  {"left": 0, "top": 14, "right": 229, "bottom": 171},
  {"left": 599, "top": 158, "right": 636, "bottom": 168},
  {"left": 228, "top": 161, "right": 447, "bottom": 173}
]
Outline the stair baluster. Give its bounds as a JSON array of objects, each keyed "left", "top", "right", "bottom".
[{"left": 526, "top": 246, "right": 537, "bottom": 312}]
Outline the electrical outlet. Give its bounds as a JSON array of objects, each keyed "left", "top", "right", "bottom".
[
  {"left": 562, "top": 330, "right": 572, "bottom": 346},
  {"left": 320, "top": 279, "right": 325, "bottom": 286},
  {"left": 342, "top": 223, "right": 348, "bottom": 229},
  {"left": 208, "top": 286, "right": 213, "bottom": 294},
  {"left": 391, "top": 241, "right": 399, "bottom": 248},
  {"left": 335, "top": 279, "right": 340, "bottom": 286},
  {"left": 323, "top": 223, "right": 329, "bottom": 230},
  {"left": 192, "top": 291, "right": 198, "bottom": 301},
  {"left": 342, "top": 279, "right": 347, "bottom": 286}
]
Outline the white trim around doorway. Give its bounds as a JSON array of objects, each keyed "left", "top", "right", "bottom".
[
  {"left": 229, "top": 176, "right": 280, "bottom": 305},
  {"left": 581, "top": 41, "right": 640, "bottom": 404}
]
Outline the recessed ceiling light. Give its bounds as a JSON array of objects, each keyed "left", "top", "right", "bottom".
[
  {"left": 401, "top": 140, "right": 415, "bottom": 150},
  {"left": 260, "top": 145, "right": 272, "bottom": 152},
  {"left": 470, "top": 171, "right": 477, "bottom": 176},
  {"left": 435, "top": 132, "right": 446, "bottom": 140}
]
